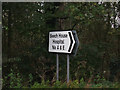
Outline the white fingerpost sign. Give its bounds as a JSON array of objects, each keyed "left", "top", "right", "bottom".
[
  {"left": 49, "top": 31, "right": 75, "bottom": 53},
  {"left": 48, "top": 30, "right": 79, "bottom": 83}
]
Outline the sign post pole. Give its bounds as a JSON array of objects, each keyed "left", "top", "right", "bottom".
[
  {"left": 56, "top": 54, "right": 59, "bottom": 81},
  {"left": 67, "top": 54, "right": 69, "bottom": 83}
]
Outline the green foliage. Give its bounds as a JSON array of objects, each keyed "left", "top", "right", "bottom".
[
  {"left": 30, "top": 79, "right": 119, "bottom": 88},
  {"left": 3, "top": 69, "right": 23, "bottom": 88},
  {"left": 51, "top": 80, "right": 67, "bottom": 88},
  {"left": 79, "top": 78, "right": 86, "bottom": 88},
  {"left": 69, "top": 80, "right": 80, "bottom": 88},
  {"left": 29, "top": 73, "right": 33, "bottom": 86},
  {"left": 3, "top": 70, "right": 120, "bottom": 88},
  {"left": 69, "top": 78, "right": 86, "bottom": 88},
  {"left": 90, "top": 80, "right": 117, "bottom": 88},
  {"left": 31, "top": 80, "right": 50, "bottom": 88},
  {"left": 53, "top": 80, "right": 62, "bottom": 88},
  {"left": 31, "top": 82, "right": 42, "bottom": 88}
]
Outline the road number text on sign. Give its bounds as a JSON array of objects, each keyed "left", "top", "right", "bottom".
[{"left": 49, "top": 31, "right": 75, "bottom": 53}]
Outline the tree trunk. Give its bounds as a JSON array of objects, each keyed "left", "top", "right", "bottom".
[{"left": 7, "top": 4, "right": 12, "bottom": 59}]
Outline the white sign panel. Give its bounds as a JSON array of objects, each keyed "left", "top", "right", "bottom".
[{"left": 49, "top": 31, "right": 75, "bottom": 53}]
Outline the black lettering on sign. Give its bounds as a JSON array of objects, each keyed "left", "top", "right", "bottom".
[
  {"left": 52, "top": 45, "right": 56, "bottom": 50},
  {"left": 54, "top": 45, "right": 65, "bottom": 50},
  {"left": 63, "top": 45, "right": 65, "bottom": 50},
  {"left": 52, "top": 40, "right": 64, "bottom": 44},
  {"left": 60, "top": 45, "right": 62, "bottom": 50},
  {"left": 59, "top": 34, "right": 67, "bottom": 38},
  {"left": 50, "top": 34, "right": 58, "bottom": 38},
  {"left": 57, "top": 45, "right": 59, "bottom": 50}
]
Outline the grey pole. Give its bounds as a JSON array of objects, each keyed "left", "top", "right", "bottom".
[
  {"left": 67, "top": 54, "right": 69, "bottom": 83},
  {"left": 56, "top": 54, "right": 59, "bottom": 81}
]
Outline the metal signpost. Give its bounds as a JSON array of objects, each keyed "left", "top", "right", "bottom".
[
  {"left": 67, "top": 54, "right": 69, "bottom": 83},
  {"left": 56, "top": 54, "right": 59, "bottom": 81},
  {"left": 48, "top": 30, "right": 79, "bottom": 83}
]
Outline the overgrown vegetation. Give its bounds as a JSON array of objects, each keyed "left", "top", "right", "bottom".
[{"left": 3, "top": 70, "right": 120, "bottom": 88}]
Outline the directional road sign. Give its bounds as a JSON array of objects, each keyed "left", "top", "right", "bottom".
[{"left": 49, "top": 31, "right": 76, "bottom": 54}]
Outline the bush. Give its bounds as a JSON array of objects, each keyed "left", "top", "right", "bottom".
[
  {"left": 69, "top": 80, "right": 79, "bottom": 88},
  {"left": 52, "top": 80, "right": 67, "bottom": 88},
  {"left": 31, "top": 80, "right": 50, "bottom": 88},
  {"left": 79, "top": 78, "right": 86, "bottom": 88},
  {"left": 3, "top": 69, "right": 23, "bottom": 88},
  {"left": 3, "top": 71, "right": 120, "bottom": 88}
]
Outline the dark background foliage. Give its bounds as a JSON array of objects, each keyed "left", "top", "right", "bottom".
[{"left": 2, "top": 2, "right": 120, "bottom": 88}]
